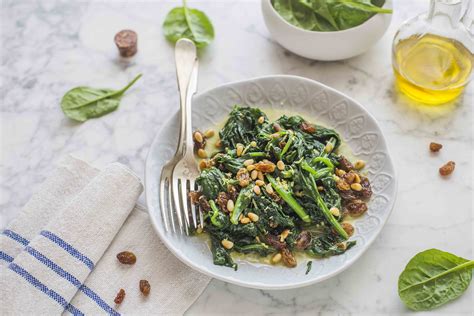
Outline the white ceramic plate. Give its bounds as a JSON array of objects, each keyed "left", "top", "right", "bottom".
[{"left": 145, "top": 75, "right": 397, "bottom": 290}]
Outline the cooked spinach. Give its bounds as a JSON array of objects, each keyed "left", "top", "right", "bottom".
[
  {"left": 398, "top": 249, "right": 474, "bottom": 311},
  {"left": 191, "top": 106, "right": 372, "bottom": 269},
  {"left": 305, "top": 261, "right": 313, "bottom": 274},
  {"left": 271, "top": 0, "right": 392, "bottom": 32},
  {"left": 163, "top": 0, "right": 214, "bottom": 48},
  {"left": 60, "top": 74, "right": 141, "bottom": 122}
]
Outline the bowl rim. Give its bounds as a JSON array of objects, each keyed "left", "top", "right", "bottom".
[
  {"left": 262, "top": 0, "right": 393, "bottom": 35},
  {"left": 145, "top": 74, "right": 398, "bottom": 290}
]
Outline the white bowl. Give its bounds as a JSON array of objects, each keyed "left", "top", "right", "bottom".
[
  {"left": 145, "top": 75, "right": 397, "bottom": 289},
  {"left": 261, "top": 0, "right": 392, "bottom": 60}
]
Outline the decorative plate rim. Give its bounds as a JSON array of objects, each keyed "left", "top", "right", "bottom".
[{"left": 145, "top": 75, "right": 398, "bottom": 290}]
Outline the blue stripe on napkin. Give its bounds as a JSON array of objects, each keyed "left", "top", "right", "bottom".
[
  {"left": 0, "top": 251, "right": 14, "bottom": 263},
  {"left": 40, "top": 230, "right": 94, "bottom": 270},
  {"left": 2, "top": 229, "right": 29, "bottom": 246},
  {"left": 25, "top": 246, "right": 120, "bottom": 316},
  {"left": 8, "top": 262, "right": 84, "bottom": 316}
]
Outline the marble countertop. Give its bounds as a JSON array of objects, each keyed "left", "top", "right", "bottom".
[{"left": 1, "top": 0, "right": 472, "bottom": 315}]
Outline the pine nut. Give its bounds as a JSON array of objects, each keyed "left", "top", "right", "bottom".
[
  {"left": 330, "top": 207, "right": 340, "bottom": 217},
  {"left": 253, "top": 185, "right": 261, "bottom": 195},
  {"left": 239, "top": 213, "right": 243, "bottom": 220},
  {"left": 247, "top": 164, "right": 256, "bottom": 171},
  {"left": 197, "top": 149, "right": 207, "bottom": 158},
  {"left": 317, "top": 186, "right": 324, "bottom": 191},
  {"left": 244, "top": 159, "right": 254, "bottom": 166},
  {"left": 247, "top": 212, "right": 259, "bottom": 222},
  {"left": 279, "top": 229, "right": 290, "bottom": 242},
  {"left": 221, "top": 239, "right": 234, "bottom": 250},
  {"left": 337, "top": 242, "right": 347, "bottom": 250},
  {"left": 255, "top": 180, "right": 265, "bottom": 186},
  {"left": 271, "top": 253, "right": 282, "bottom": 264},
  {"left": 199, "top": 160, "right": 208, "bottom": 170},
  {"left": 250, "top": 141, "right": 257, "bottom": 147},
  {"left": 236, "top": 144, "right": 244, "bottom": 157},
  {"left": 251, "top": 170, "right": 258, "bottom": 180},
  {"left": 226, "top": 199, "right": 235, "bottom": 212},
  {"left": 240, "top": 217, "right": 251, "bottom": 224},
  {"left": 325, "top": 142, "right": 334, "bottom": 153},
  {"left": 257, "top": 116, "right": 265, "bottom": 124},
  {"left": 353, "top": 173, "right": 361, "bottom": 184},
  {"left": 204, "top": 129, "right": 215, "bottom": 138},
  {"left": 215, "top": 139, "right": 222, "bottom": 148},
  {"left": 336, "top": 169, "right": 346, "bottom": 177},
  {"left": 277, "top": 160, "right": 285, "bottom": 171},
  {"left": 354, "top": 160, "right": 365, "bottom": 170},
  {"left": 265, "top": 183, "right": 274, "bottom": 194},
  {"left": 193, "top": 131, "right": 203, "bottom": 143},
  {"left": 257, "top": 171, "right": 264, "bottom": 181},
  {"left": 351, "top": 183, "right": 362, "bottom": 191}
]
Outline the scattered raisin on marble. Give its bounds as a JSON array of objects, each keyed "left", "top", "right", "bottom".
[
  {"left": 429, "top": 142, "right": 443, "bottom": 152},
  {"left": 439, "top": 161, "right": 455, "bottom": 176}
]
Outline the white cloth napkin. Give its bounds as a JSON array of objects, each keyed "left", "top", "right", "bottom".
[{"left": 0, "top": 155, "right": 210, "bottom": 315}]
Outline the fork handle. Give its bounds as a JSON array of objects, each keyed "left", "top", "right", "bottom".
[{"left": 174, "top": 39, "right": 197, "bottom": 155}]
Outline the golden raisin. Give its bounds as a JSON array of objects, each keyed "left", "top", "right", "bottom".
[
  {"left": 341, "top": 222, "right": 354, "bottom": 237},
  {"left": 430, "top": 142, "right": 443, "bottom": 152},
  {"left": 116, "top": 251, "right": 136, "bottom": 264},
  {"left": 139, "top": 280, "right": 151, "bottom": 296},
  {"left": 439, "top": 161, "right": 455, "bottom": 176},
  {"left": 114, "top": 288, "right": 125, "bottom": 304}
]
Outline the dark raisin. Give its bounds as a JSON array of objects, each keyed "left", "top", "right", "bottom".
[
  {"left": 198, "top": 195, "right": 211, "bottom": 212},
  {"left": 117, "top": 251, "right": 136, "bottom": 264},
  {"left": 295, "top": 231, "right": 312, "bottom": 250},
  {"left": 345, "top": 200, "right": 368, "bottom": 217},
  {"left": 265, "top": 234, "right": 286, "bottom": 250},
  {"left": 216, "top": 192, "right": 230, "bottom": 212},
  {"left": 356, "top": 176, "right": 372, "bottom": 199},
  {"left": 301, "top": 121, "right": 316, "bottom": 133},
  {"left": 114, "top": 289, "right": 125, "bottom": 304},
  {"left": 188, "top": 191, "right": 201, "bottom": 205},
  {"left": 139, "top": 280, "right": 151, "bottom": 296},
  {"left": 281, "top": 248, "right": 297, "bottom": 268},
  {"left": 338, "top": 156, "right": 354, "bottom": 172}
]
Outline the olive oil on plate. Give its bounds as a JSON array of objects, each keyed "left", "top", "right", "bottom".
[{"left": 393, "top": 34, "right": 473, "bottom": 105}]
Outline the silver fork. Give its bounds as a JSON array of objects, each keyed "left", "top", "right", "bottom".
[
  {"left": 159, "top": 38, "right": 198, "bottom": 233},
  {"left": 170, "top": 44, "right": 201, "bottom": 235}
]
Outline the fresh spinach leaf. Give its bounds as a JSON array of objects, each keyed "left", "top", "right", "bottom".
[
  {"left": 398, "top": 249, "right": 474, "bottom": 311},
  {"left": 163, "top": 0, "right": 214, "bottom": 48},
  {"left": 271, "top": 0, "right": 391, "bottom": 31},
  {"left": 272, "top": 0, "right": 318, "bottom": 30},
  {"left": 60, "top": 74, "right": 142, "bottom": 122}
]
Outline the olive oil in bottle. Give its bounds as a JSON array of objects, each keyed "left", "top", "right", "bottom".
[
  {"left": 392, "top": 0, "right": 473, "bottom": 105},
  {"left": 393, "top": 34, "right": 473, "bottom": 105}
]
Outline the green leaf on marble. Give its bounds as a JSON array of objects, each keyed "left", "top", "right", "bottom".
[
  {"left": 60, "top": 74, "right": 142, "bottom": 122},
  {"left": 398, "top": 249, "right": 474, "bottom": 311}
]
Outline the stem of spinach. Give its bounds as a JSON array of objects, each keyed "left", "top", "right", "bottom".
[
  {"left": 400, "top": 260, "right": 474, "bottom": 292},
  {"left": 67, "top": 73, "right": 142, "bottom": 110},
  {"left": 209, "top": 200, "right": 224, "bottom": 228},
  {"left": 279, "top": 131, "right": 294, "bottom": 160},
  {"left": 266, "top": 174, "right": 311, "bottom": 223}
]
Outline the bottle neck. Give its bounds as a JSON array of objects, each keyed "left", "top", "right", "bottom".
[{"left": 427, "top": 0, "right": 464, "bottom": 27}]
